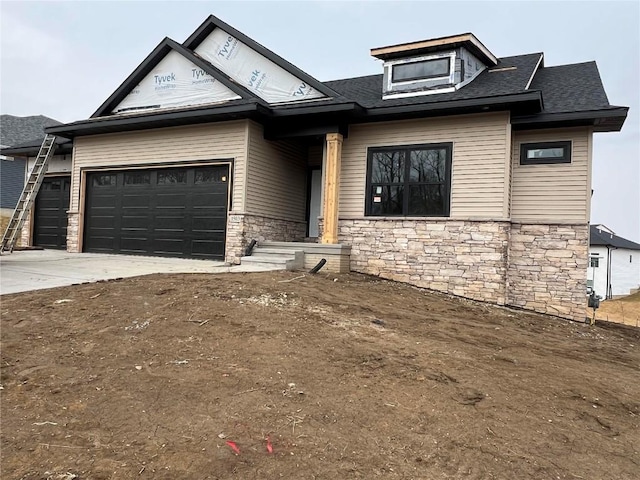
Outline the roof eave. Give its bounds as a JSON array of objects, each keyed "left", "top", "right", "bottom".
[
  {"left": 362, "top": 91, "right": 543, "bottom": 120},
  {"left": 511, "top": 107, "right": 629, "bottom": 132},
  {"left": 46, "top": 103, "right": 266, "bottom": 138},
  {"left": 270, "top": 102, "right": 363, "bottom": 117},
  {"left": 1, "top": 143, "right": 72, "bottom": 158}
]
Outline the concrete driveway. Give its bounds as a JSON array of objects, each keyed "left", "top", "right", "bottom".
[{"left": 0, "top": 249, "right": 269, "bottom": 295}]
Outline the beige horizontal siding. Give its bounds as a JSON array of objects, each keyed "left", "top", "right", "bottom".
[
  {"left": 28, "top": 154, "right": 72, "bottom": 175},
  {"left": 71, "top": 121, "right": 248, "bottom": 212},
  {"left": 245, "top": 121, "right": 307, "bottom": 222},
  {"left": 340, "top": 112, "right": 511, "bottom": 218},
  {"left": 511, "top": 128, "right": 592, "bottom": 222}
]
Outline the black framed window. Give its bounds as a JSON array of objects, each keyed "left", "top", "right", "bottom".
[
  {"left": 590, "top": 257, "right": 599, "bottom": 268},
  {"left": 391, "top": 58, "right": 451, "bottom": 83},
  {"left": 92, "top": 174, "right": 116, "bottom": 187},
  {"left": 157, "top": 169, "right": 187, "bottom": 185},
  {"left": 520, "top": 141, "right": 571, "bottom": 165},
  {"left": 195, "top": 167, "right": 227, "bottom": 184},
  {"left": 366, "top": 144, "right": 452, "bottom": 217},
  {"left": 124, "top": 171, "right": 150, "bottom": 185}
]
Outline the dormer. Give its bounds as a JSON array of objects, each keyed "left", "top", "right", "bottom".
[{"left": 371, "top": 33, "right": 498, "bottom": 99}]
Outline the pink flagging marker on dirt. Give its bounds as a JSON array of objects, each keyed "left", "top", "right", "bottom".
[{"left": 225, "top": 440, "right": 240, "bottom": 455}]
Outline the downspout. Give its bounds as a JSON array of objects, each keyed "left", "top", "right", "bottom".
[{"left": 607, "top": 246, "right": 617, "bottom": 299}]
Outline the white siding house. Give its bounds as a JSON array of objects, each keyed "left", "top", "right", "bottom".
[{"left": 588, "top": 225, "right": 640, "bottom": 298}]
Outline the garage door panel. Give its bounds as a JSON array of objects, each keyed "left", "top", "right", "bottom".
[
  {"left": 91, "top": 194, "right": 118, "bottom": 206},
  {"left": 153, "top": 238, "right": 186, "bottom": 255},
  {"left": 120, "top": 236, "right": 151, "bottom": 252},
  {"left": 156, "top": 193, "right": 187, "bottom": 206},
  {"left": 154, "top": 216, "right": 185, "bottom": 230},
  {"left": 86, "top": 236, "right": 116, "bottom": 251},
  {"left": 85, "top": 166, "right": 228, "bottom": 260},
  {"left": 90, "top": 216, "right": 117, "bottom": 229},
  {"left": 34, "top": 214, "right": 61, "bottom": 227},
  {"left": 192, "top": 240, "right": 223, "bottom": 256},
  {"left": 122, "top": 194, "right": 152, "bottom": 208},
  {"left": 192, "top": 216, "right": 226, "bottom": 232},
  {"left": 192, "top": 192, "right": 226, "bottom": 206},
  {"left": 119, "top": 215, "right": 149, "bottom": 229}
]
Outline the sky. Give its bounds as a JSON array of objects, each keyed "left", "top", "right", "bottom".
[{"left": 1, "top": 0, "right": 638, "bottom": 241}]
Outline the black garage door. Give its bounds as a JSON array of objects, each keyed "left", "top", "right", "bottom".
[
  {"left": 34, "top": 176, "right": 71, "bottom": 249},
  {"left": 84, "top": 165, "right": 229, "bottom": 260}
]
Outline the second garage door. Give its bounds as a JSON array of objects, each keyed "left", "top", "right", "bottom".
[
  {"left": 34, "top": 176, "right": 71, "bottom": 249},
  {"left": 84, "top": 165, "right": 229, "bottom": 260}
]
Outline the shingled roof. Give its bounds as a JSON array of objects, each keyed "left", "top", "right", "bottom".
[
  {"left": 42, "top": 17, "right": 628, "bottom": 139},
  {"left": 0, "top": 115, "right": 61, "bottom": 147},
  {"left": 324, "top": 53, "right": 543, "bottom": 109},
  {"left": 529, "top": 61, "right": 614, "bottom": 114},
  {"left": 590, "top": 225, "right": 640, "bottom": 250}
]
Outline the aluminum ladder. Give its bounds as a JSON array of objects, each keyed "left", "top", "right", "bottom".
[{"left": 0, "top": 134, "right": 57, "bottom": 253}]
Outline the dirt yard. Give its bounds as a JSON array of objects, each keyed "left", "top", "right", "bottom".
[{"left": 2, "top": 272, "right": 639, "bottom": 480}]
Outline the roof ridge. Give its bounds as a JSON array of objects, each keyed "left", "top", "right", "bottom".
[
  {"left": 497, "top": 52, "right": 544, "bottom": 60},
  {"left": 540, "top": 60, "right": 597, "bottom": 70},
  {"left": 324, "top": 73, "right": 382, "bottom": 84}
]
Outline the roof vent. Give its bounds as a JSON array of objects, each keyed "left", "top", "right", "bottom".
[{"left": 370, "top": 33, "right": 498, "bottom": 100}]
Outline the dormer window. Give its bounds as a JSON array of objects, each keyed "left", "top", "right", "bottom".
[
  {"left": 371, "top": 33, "right": 498, "bottom": 100},
  {"left": 391, "top": 56, "right": 452, "bottom": 83}
]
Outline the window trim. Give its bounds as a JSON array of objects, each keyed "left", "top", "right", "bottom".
[
  {"left": 520, "top": 141, "right": 572, "bottom": 165},
  {"left": 365, "top": 143, "right": 453, "bottom": 217},
  {"left": 386, "top": 52, "right": 456, "bottom": 90}
]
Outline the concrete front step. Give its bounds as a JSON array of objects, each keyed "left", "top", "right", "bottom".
[
  {"left": 240, "top": 248, "right": 304, "bottom": 271},
  {"left": 257, "top": 241, "right": 351, "bottom": 273},
  {"left": 252, "top": 247, "right": 304, "bottom": 256}
]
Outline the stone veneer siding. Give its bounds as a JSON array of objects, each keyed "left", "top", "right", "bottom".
[
  {"left": 507, "top": 223, "right": 589, "bottom": 321},
  {"left": 66, "top": 212, "right": 80, "bottom": 252},
  {"left": 225, "top": 213, "right": 306, "bottom": 264},
  {"left": 339, "top": 218, "right": 510, "bottom": 305},
  {"left": 16, "top": 213, "right": 30, "bottom": 248},
  {"left": 338, "top": 218, "right": 589, "bottom": 322}
]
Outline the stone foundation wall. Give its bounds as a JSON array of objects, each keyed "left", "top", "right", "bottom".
[
  {"left": 337, "top": 218, "right": 589, "bottom": 322},
  {"left": 225, "top": 213, "right": 307, "bottom": 264},
  {"left": 507, "top": 223, "right": 589, "bottom": 321},
  {"left": 338, "top": 218, "right": 510, "bottom": 304}
]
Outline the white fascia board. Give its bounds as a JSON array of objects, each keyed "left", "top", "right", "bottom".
[{"left": 382, "top": 86, "right": 456, "bottom": 100}]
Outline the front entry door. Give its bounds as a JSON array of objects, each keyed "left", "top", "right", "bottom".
[{"left": 308, "top": 169, "right": 322, "bottom": 238}]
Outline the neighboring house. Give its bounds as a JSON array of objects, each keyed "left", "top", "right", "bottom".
[
  {"left": 0, "top": 115, "right": 62, "bottom": 216},
  {"left": 588, "top": 225, "right": 640, "bottom": 299},
  {"left": 0, "top": 115, "right": 71, "bottom": 248},
  {"left": 1, "top": 16, "right": 627, "bottom": 322}
]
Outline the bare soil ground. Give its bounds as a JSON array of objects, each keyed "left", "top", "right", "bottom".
[
  {"left": 588, "top": 291, "right": 640, "bottom": 328},
  {"left": 2, "top": 272, "right": 639, "bottom": 480}
]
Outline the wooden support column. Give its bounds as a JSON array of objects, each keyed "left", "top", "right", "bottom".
[{"left": 321, "top": 132, "right": 343, "bottom": 244}]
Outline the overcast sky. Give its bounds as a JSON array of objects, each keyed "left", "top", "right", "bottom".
[{"left": 1, "top": 1, "right": 638, "bottom": 241}]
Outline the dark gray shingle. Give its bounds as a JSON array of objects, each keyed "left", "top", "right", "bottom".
[
  {"left": 322, "top": 53, "right": 542, "bottom": 109},
  {"left": 591, "top": 225, "right": 640, "bottom": 250},
  {"left": 0, "top": 115, "right": 62, "bottom": 147},
  {"left": 529, "top": 62, "right": 616, "bottom": 113}
]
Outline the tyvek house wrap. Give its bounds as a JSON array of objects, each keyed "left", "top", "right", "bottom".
[
  {"left": 113, "top": 50, "right": 241, "bottom": 113},
  {"left": 195, "top": 28, "right": 326, "bottom": 104}
]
